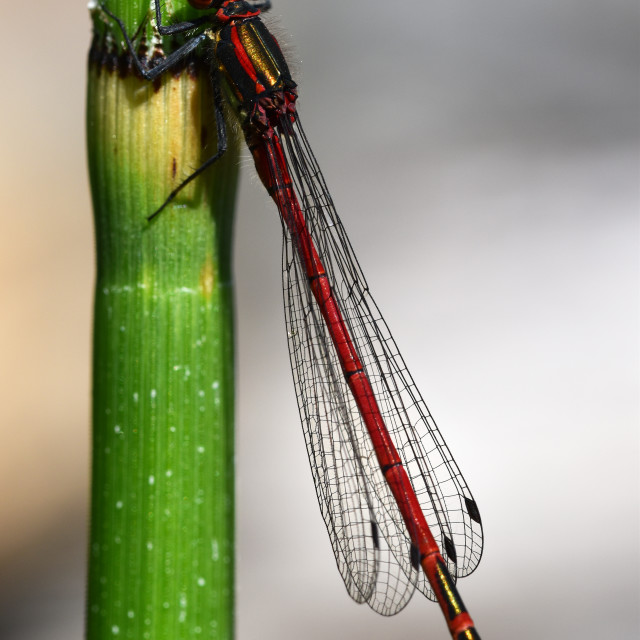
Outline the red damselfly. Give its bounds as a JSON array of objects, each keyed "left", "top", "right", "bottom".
[{"left": 99, "top": 1, "right": 484, "bottom": 637}]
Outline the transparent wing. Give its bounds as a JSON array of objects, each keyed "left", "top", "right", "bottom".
[
  {"left": 261, "top": 112, "right": 483, "bottom": 614},
  {"left": 282, "top": 219, "right": 418, "bottom": 615}
]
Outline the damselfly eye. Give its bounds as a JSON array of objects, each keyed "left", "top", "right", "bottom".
[{"left": 188, "top": 0, "right": 216, "bottom": 9}]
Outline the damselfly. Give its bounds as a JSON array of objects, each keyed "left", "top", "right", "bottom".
[{"left": 99, "top": 2, "right": 484, "bottom": 637}]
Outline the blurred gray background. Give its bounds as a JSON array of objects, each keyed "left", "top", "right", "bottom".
[{"left": 0, "top": 0, "right": 637, "bottom": 638}]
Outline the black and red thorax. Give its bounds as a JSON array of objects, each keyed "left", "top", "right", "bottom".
[{"left": 206, "top": 1, "right": 298, "bottom": 139}]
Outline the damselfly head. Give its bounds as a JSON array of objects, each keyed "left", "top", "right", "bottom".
[{"left": 188, "top": 0, "right": 218, "bottom": 9}]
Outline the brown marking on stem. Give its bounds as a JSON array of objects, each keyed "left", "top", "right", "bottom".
[{"left": 199, "top": 254, "right": 215, "bottom": 299}]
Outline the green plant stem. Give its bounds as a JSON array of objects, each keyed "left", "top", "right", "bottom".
[{"left": 86, "top": 2, "right": 239, "bottom": 637}]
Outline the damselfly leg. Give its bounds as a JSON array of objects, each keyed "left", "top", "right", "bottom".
[{"left": 99, "top": 3, "right": 229, "bottom": 219}]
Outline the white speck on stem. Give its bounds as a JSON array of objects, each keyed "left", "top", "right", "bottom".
[
  {"left": 179, "top": 594, "right": 187, "bottom": 622},
  {"left": 197, "top": 577, "right": 205, "bottom": 587},
  {"left": 133, "top": 392, "right": 139, "bottom": 403},
  {"left": 150, "top": 389, "right": 157, "bottom": 399},
  {"left": 111, "top": 625, "right": 119, "bottom": 635},
  {"left": 115, "top": 501, "right": 123, "bottom": 509},
  {"left": 148, "top": 475, "right": 155, "bottom": 485}
]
